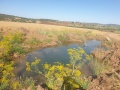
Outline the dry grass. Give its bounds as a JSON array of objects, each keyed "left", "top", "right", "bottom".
[
  {"left": 0, "top": 21, "right": 103, "bottom": 49},
  {"left": 0, "top": 21, "right": 103, "bottom": 34},
  {"left": 0, "top": 21, "right": 120, "bottom": 49}
]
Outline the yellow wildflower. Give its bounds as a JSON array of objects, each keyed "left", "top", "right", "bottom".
[{"left": 12, "top": 81, "right": 20, "bottom": 90}]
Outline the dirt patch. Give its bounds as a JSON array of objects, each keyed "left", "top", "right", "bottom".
[
  {"left": 92, "top": 42, "right": 120, "bottom": 70},
  {"left": 88, "top": 42, "right": 120, "bottom": 90},
  {"left": 87, "top": 69, "right": 120, "bottom": 90}
]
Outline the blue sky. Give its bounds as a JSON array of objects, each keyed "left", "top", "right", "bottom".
[{"left": 0, "top": 0, "right": 120, "bottom": 24}]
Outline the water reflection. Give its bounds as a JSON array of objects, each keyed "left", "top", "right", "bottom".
[
  {"left": 26, "top": 39, "right": 101, "bottom": 64},
  {"left": 16, "top": 39, "right": 101, "bottom": 76}
]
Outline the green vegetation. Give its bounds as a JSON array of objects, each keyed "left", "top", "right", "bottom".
[
  {"left": 0, "top": 61, "right": 14, "bottom": 90},
  {"left": 0, "top": 32, "right": 26, "bottom": 90},
  {"left": 92, "top": 58, "right": 110, "bottom": 76},
  {"left": 0, "top": 31, "right": 25, "bottom": 61}
]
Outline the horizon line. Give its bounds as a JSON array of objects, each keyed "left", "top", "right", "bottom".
[{"left": 0, "top": 13, "right": 120, "bottom": 26}]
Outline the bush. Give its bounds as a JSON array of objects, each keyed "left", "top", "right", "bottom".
[{"left": 0, "top": 31, "right": 25, "bottom": 61}]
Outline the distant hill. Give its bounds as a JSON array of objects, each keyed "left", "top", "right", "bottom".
[
  {"left": 0, "top": 13, "right": 58, "bottom": 23},
  {"left": 0, "top": 13, "right": 120, "bottom": 32}
]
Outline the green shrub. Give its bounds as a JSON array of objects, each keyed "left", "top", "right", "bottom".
[{"left": 0, "top": 31, "right": 25, "bottom": 61}]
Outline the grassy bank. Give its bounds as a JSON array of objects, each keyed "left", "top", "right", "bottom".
[{"left": 0, "top": 21, "right": 106, "bottom": 50}]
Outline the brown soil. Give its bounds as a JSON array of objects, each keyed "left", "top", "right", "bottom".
[
  {"left": 87, "top": 69, "right": 120, "bottom": 90},
  {"left": 88, "top": 42, "right": 120, "bottom": 90},
  {"left": 103, "top": 32, "right": 120, "bottom": 41}
]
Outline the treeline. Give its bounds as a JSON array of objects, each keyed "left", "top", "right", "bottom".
[{"left": 0, "top": 13, "right": 120, "bottom": 32}]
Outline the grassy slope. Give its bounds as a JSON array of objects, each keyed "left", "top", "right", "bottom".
[
  {"left": 0, "top": 21, "right": 120, "bottom": 41},
  {"left": 0, "top": 21, "right": 104, "bottom": 36}
]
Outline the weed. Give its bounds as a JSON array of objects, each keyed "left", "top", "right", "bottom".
[
  {"left": 0, "top": 31, "right": 25, "bottom": 60},
  {"left": 90, "top": 56, "right": 110, "bottom": 76},
  {"left": 27, "top": 37, "right": 41, "bottom": 46},
  {"left": 19, "top": 77, "right": 36, "bottom": 90},
  {"left": 25, "top": 48, "right": 92, "bottom": 90},
  {"left": 0, "top": 61, "right": 14, "bottom": 90}
]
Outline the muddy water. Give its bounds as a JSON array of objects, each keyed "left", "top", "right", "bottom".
[{"left": 15, "top": 39, "right": 101, "bottom": 77}]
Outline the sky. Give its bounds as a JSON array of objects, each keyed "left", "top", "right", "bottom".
[{"left": 0, "top": 0, "right": 120, "bottom": 24}]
